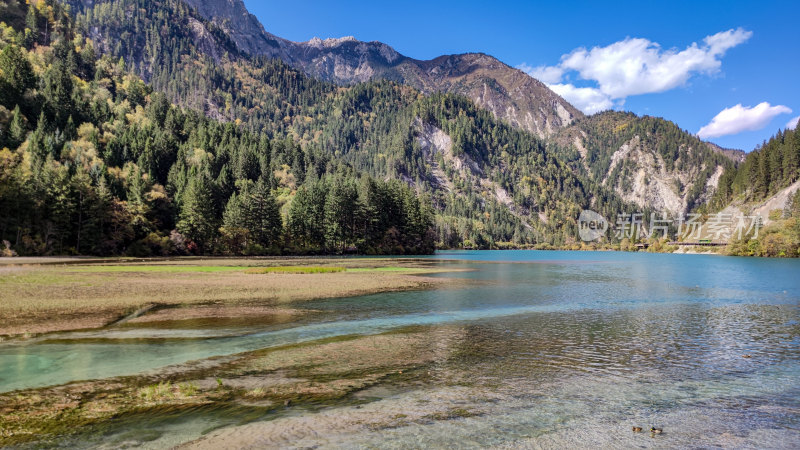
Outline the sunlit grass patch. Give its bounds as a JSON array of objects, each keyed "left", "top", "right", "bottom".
[
  {"left": 346, "top": 267, "right": 423, "bottom": 273},
  {"left": 138, "top": 381, "right": 198, "bottom": 403},
  {"left": 244, "top": 266, "right": 346, "bottom": 274},
  {"left": 177, "top": 382, "right": 198, "bottom": 397},
  {"left": 244, "top": 266, "right": 426, "bottom": 275},
  {"left": 67, "top": 265, "right": 246, "bottom": 273},
  {"left": 138, "top": 381, "right": 174, "bottom": 402}
]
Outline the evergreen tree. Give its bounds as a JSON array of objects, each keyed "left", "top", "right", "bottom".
[
  {"left": 0, "top": 44, "right": 36, "bottom": 110},
  {"left": 784, "top": 131, "right": 799, "bottom": 183},
  {"left": 6, "top": 105, "right": 26, "bottom": 148},
  {"left": 40, "top": 58, "right": 74, "bottom": 128},
  {"left": 71, "top": 169, "right": 95, "bottom": 254},
  {"left": 324, "top": 177, "right": 363, "bottom": 252},
  {"left": 177, "top": 171, "right": 217, "bottom": 252},
  {"left": 287, "top": 178, "right": 328, "bottom": 251},
  {"left": 23, "top": 3, "right": 38, "bottom": 48},
  {"left": 220, "top": 190, "right": 249, "bottom": 253},
  {"left": 247, "top": 177, "right": 282, "bottom": 250}
]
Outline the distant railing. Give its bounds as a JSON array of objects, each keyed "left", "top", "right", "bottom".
[{"left": 667, "top": 241, "right": 727, "bottom": 247}]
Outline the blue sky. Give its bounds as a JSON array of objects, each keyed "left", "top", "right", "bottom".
[{"left": 243, "top": 0, "right": 799, "bottom": 151}]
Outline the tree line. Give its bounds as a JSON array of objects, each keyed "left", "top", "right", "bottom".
[
  {"left": 0, "top": 0, "right": 434, "bottom": 256},
  {"left": 711, "top": 127, "right": 800, "bottom": 209},
  {"left": 711, "top": 127, "right": 800, "bottom": 258}
]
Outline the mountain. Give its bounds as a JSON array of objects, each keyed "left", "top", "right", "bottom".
[
  {"left": 706, "top": 142, "right": 746, "bottom": 164},
  {"left": 0, "top": 1, "right": 436, "bottom": 256},
  {"left": 179, "top": 0, "right": 740, "bottom": 217},
  {"left": 52, "top": 0, "right": 645, "bottom": 247},
  {"left": 181, "top": 0, "right": 582, "bottom": 139},
  {"left": 179, "top": 0, "right": 291, "bottom": 59},
  {"left": 14, "top": 0, "right": 745, "bottom": 252},
  {"left": 554, "top": 111, "right": 735, "bottom": 215}
]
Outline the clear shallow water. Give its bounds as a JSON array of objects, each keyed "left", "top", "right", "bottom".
[{"left": 2, "top": 251, "right": 800, "bottom": 447}]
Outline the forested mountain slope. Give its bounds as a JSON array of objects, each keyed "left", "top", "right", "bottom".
[
  {"left": 711, "top": 127, "right": 799, "bottom": 210},
  {"left": 49, "top": 0, "right": 646, "bottom": 247},
  {"left": 554, "top": 111, "right": 735, "bottom": 216},
  {"left": 710, "top": 128, "right": 800, "bottom": 257},
  {"left": 0, "top": 0, "right": 741, "bottom": 256},
  {"left": 0, "top": 0, "right": 434, "bottom": 256},
  {"left": 175, "top": 0, "right": 738, "bottom": 218}
]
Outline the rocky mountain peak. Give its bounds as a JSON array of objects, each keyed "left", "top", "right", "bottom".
[
  {"left": 305, "top": 36, "right": 358, "bottom": 48},
  {"left": 181, "top": 0, "right": 581, "bottom": 138},
  {"left": 183, "top": 0, "right": 291, "bottom": 58}
]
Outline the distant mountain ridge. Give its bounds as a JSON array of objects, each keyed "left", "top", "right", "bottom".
[
  {"left": 706, "top": 142, "right": 746, "bottom": 163},
  {"left": 182, "top": 0, "right": 582, "bottom": 138},
  {"left": 60, "top": 0, "right": 743, "bottom": 229}
]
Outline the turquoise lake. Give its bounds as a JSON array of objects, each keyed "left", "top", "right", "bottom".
[{"left": 1, "top": 250, "right": 799, "bottom": 448}]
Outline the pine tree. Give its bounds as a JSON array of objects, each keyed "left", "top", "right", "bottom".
[
  {"left": 222, "top": 191, "right": 246, "bottom": 230},
  {"left": 0, "top": 44, "right": 36, "bottom": 110},
  {"left": 247, "top": 177, "right": 282, "bottom": 250},
  {"left": 7, "top": 105, "right": 26, "bottom": 148},
  {"left": 71, "top": 169, "right": 95, "bottom": 254},
  {"left": 287, "top": 184, "right": 312, "bottom": 249},
  {"left": 48, "top": 167, "right": 75, "bottom": 253},
  {"left": 24, "top": 3, "right": 38, "bottom": 48},
  {"left": 79, "top": 42, "right": 96, "bottom": 79},
  {"left": 220, "top": 190, "right": 249, "bottom": 253},
  {"left": 177, "top": 172, "right": 217, "bottom": 252},
  {"left": 288, "top": 177, "right": 328, "bottom": 251},
  {"left": 64, "top": 116, "right": 77, "bottom": 142},
  {"left": 125, "top": 166, "right": 154, "bottom": 238},
  {"left": 40, "top": 58, "right": 74, "bottom": 128},
  {"left": 92, "top": 178, "right": 114, "bottom": 254},
  {"left": 785, "top": 129, "right": 799, "bottom": 183},
  {"left": 324, "top": 177, "right": 363, "bottom": 252}
]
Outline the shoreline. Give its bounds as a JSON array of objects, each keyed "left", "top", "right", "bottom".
[
  {"left": 0, "top": 257, "right": 464, "bottom": 339},
  {"left": 5, "top": 244, "right": 797, "bottom": 264}
]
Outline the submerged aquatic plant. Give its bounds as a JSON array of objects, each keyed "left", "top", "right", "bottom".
[
  {"left": 244, "top": 387, "right": 266, "bottom": 398},
  {"left": 178, "top": 382, "right": 198, "bottom": 397},
  {"left": 138, "top": 382, "right": 174, "bottom": 402}
]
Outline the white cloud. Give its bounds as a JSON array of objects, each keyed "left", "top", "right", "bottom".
[
  {"left": 703, "top": 28, "right": 753, "bottom": 55},
  {"left": 517, "top": 63, "right": 565, "bottom": 84},
  {"left": 697, "top": 103, "right": 792, "bottom": 139},
  {"left": 787, "top": 116, "right": 800, "bottom": 130},
  {"left": 519, "top": 28, "right": 752, "bottom": 114},
  {"left": 548, "top": 84, "right": 614, "bottom": 114}
]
